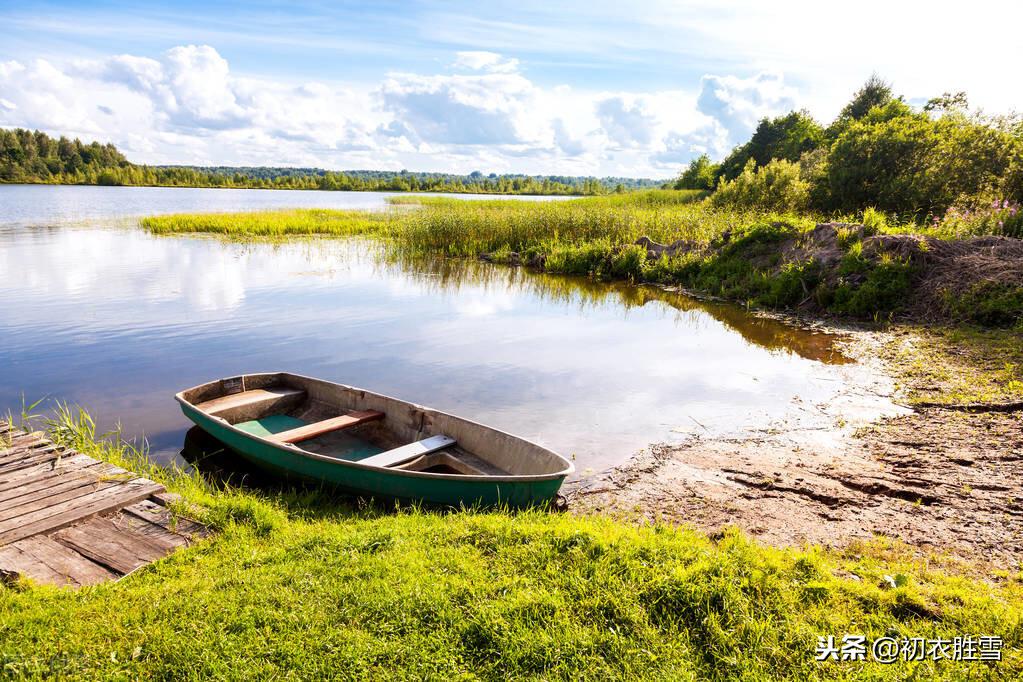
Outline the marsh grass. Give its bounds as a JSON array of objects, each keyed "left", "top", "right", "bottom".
[
  {"left": 140, "top": 192, "right": 1019, "bottom": 323},
  {"left": 140, "top": 191, "right": 809, "bottom": 272},
  {"left": 143, "top": 208, "right": 389, "bottom": 238},
  {"left": 1, "top": 405, "right": 1021, "bottom": 679}
]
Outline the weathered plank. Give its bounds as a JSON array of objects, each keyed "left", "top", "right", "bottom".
[
  {"left": 0, "top": 441, "right": 60, "bottom": 461},
  {"left": 0, "top": 535, "right": 117, "bottom": 586},
  {"left": 0, "top": 473, "right": 136, "bottom": 522},
  {"left": 358, "top": 435, "right": 457, "bottom": 468},
  {"left": 0, "top": 454, "right": 97, "bottom": 493},
  {"left": 271, "top": 410, "right": 384, "bottom": 444},
  {"left": 54, "top": 516, "right": 172, "bottom": 575},
  {"left": 0, "top": 426, "right": 207, "bottom": 586},
  {"left": 125, "top": 499, "right": 210, "bottom": 539},
  {"left": 109, "top": 509, "right": 190, "bottom": 550},
  {"left": 0, "top": 448, "right": 65, "bottom": 476},
  {"left": 195, "top": 387, "right": 305, "bottom": 417},
  {"left": 0, "top": 462, "right": 117, "bottom": 505},
  {"left": 0, "top": 478, "right": 164, "bottom": 546},
  {"left": 0, "top": 435, "right": 51, "bottom": 461}
]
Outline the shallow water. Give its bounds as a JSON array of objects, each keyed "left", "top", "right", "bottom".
[{"left": 1, "top": 185, "right": 861, "bottom": 476}]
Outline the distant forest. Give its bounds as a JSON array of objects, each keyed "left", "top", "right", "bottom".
[{"left": 0, "top": 129, "right": 662, "bottom": 195}]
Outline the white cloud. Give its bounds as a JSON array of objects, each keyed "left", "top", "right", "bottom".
[
  {"left": 695, "top": 73, "right": 797, "bottom": 149},
  {"left": 595, "top": 96, "right": 656, "bottom": 148},
  {"left": 379, "top": 70, "right": 536, "bottom": 146},
  {"left": 452, "top": 51, "right": 519, "bottom": 74},
  {"left": 0, "top": 43, "right": 809, "bottom": 176}
]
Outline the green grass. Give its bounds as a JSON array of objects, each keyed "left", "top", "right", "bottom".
[
  {"left": 142, "top": 208, "right": 389, "bottom": 238},
  {"left": 140, "top": 190, "right": 794, "bottom": 256},
  {"left": 1, "top": 407, "right": 1021, "bottom": 679},
  {"left": 140, "top": 192, "right": 1022, "bottom": 325}
]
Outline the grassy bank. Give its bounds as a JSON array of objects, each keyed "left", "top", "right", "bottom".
[
  {"left": 1, "top": 408, "right": 1021, "bottom": 679},
  {"left": 141, "top": 191, "right": 1022, "bottom": 328}
]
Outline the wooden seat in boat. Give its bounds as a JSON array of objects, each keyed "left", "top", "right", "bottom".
[
  {"left": 270, "top": 410, "right": 384, "bottom": 444},
  {"left": 196, "top": 388, "right": 306, "bottom": 418},
  {"left": 358, "top": 435, "right": 456, "bottom": 468}
]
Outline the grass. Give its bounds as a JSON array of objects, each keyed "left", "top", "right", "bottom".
[
  {"left": 140, "top": 191, "right": 1022, "bottom": 327},
  {"left": 143, "top": 208, "right": 389, "bottom": 238},
  {"left": 1, "top": 407, "right": 1021, "bottom": 679},
  {"left": 140, "top": 191, "right": 802, "bottom": 257},
  {"left": 874, "top": 326, "right": 1023, "bottom": 406}
]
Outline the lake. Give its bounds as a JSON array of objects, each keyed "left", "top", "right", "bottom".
[{"left": 1, "top": 184, "right": 874, "bottom": 476}]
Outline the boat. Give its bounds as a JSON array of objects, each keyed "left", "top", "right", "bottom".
[{"left": 175, "top": 372, "right": 574, "bottom": 507}]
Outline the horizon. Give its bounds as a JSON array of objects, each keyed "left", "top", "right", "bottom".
[{"left": 2, "top": 1, "right": 1021, "bottom": 179}]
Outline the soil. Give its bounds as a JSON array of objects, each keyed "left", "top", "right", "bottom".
[{"left": 566, "top": 325, "right": 1023, "bottom": 570}]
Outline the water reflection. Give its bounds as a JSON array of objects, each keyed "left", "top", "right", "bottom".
[
  {"left": 382, "top": 253, "right": 852, "bottom": 365},
  {"left": 3, "top": 220, "right": 861, "bottom": 476}
]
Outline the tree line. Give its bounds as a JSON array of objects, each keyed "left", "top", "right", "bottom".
[
  {"left": 0, "top": 128, "right": 660, "bottom": 195},
  {"left": 674, "top": 76, "right": 1023, "bottom": 217}
]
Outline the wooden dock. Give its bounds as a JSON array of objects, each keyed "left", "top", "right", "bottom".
[{"left": 0, "top": 421, "right": 208, "bottom": 587}]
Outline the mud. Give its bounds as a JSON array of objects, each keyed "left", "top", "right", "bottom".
[{"left": 567, "top": 326, "right": 1023, "bottom": 569}]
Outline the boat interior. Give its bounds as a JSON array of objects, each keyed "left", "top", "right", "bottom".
[{"left": 181, "top": 374, "right": 541, "bottom": 477}]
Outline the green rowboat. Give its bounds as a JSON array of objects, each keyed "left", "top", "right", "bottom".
[{"left": 176, "top": 372, "right": 573, "bottom": 507}]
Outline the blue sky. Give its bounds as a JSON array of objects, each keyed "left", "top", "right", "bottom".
[{"left": 2, "top": 1, "right": 1021, "bottom": 177}]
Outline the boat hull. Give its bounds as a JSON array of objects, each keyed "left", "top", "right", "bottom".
[{"left": 179, "top": 401, "right": 567, "bottom": 507}]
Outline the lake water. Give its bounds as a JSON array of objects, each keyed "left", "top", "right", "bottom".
[{"left": 1, "top": 185, "right": 869, "bottom": 476}]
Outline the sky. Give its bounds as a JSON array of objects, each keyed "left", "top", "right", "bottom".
[{"left": 1, "top": 0, "right": 1021, "bottom": 178}]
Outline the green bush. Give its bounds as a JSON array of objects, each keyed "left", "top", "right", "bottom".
[
  {"left": 944, "top": 282, "right": 1023, "bottom": 328},
  {"left": 826, "top": 109, "right": 1023, "bottom": 215},
  {"left": 830, "top": 255, "right": 916, "bottom": 317},
  {"left": 710, "top": 159, "right": 810, "bottom": 213}
]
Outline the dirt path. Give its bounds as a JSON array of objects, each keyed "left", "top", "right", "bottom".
[{"left": 567, "top": 326, "right": 1023, "bottom": 569}]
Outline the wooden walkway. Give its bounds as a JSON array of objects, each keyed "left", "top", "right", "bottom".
[{"left": 0, "top": 421, "right": 209, "bottom": 587}]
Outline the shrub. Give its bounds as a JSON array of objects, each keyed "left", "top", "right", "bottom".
[
  {"left": 830, "top": 254, "right": 916, "bottom": 317},
  {"left": 944, "top": 282, "right": 1023, "bottom": 328},
  {"left": 710, "top": 159, "right": 810, "bottom": 213},
  {"left": 826, "top": 110, "right": 1023, "bottom": 216}
]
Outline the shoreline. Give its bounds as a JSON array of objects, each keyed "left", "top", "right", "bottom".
[{"left": 567, "top": 322, "right": 1023, "bottom": 570}]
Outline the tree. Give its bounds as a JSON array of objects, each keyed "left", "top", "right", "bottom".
[
  {"left": 674, "top": 154, "right": 719, "bottom": 190},
  {"left": 839, "top": 74, "right": 895, "bottom": 122},
  {"left": 717, "top": 111, "right": 824, "bottom": 181}
]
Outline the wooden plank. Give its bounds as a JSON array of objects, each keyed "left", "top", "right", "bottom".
[
  {"left": 0, "top": 535, "right": 117, "bottom": 586},
  {"left": 125, "top": 499, "right": 210, "bottom": 539},
  {"left": 195, "top": 387, "right": 305, "bottom": 416},
  {"left": 0, "top": 463, "right": 113, "bottom": 506},
  {"left": 0, "top": 478, "right": 164, "bottom": 546},
  {"left": 271, "top": 410, "right": 384, "bottom": 444},
  {"left": 53, "top": 516, "right": 172, "bottom": 575},
  {"left": 0, "top": 441, "right": 60, "bottom": 463},
  {"left": 0, "top": 469, "right": 135, "bottom": 521},
  {"left": 0, "top": 458, "right": 100, "bottom": 496},
  {"left": 108, "top": 509, "right": 190, "bottom": 550},
  {"left": 0, "top": 434, "right": 50, "bottom": 460},
  {"left": 358, "top": 435, "right": 456, "bottom": 468},
  {"left": 0, "top": 454, "right": 98, "bottom": 493},
  {"left": 0, "top": 448, "right": 65, "bottom": 476}
]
